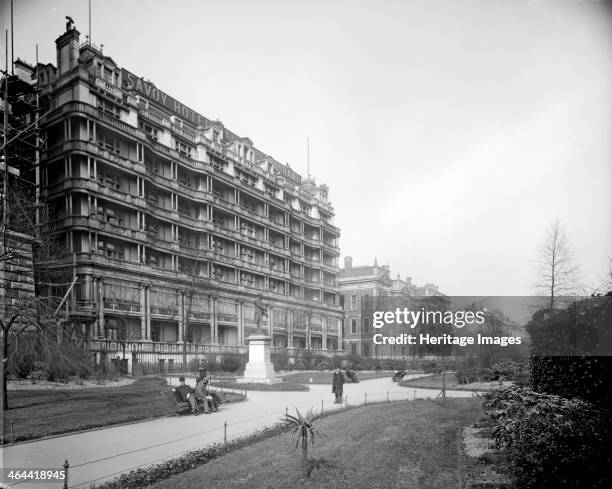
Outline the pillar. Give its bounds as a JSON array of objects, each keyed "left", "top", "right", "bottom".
[
  {"left": 97, "top": 277, "right": 105, "bottom": 337},
  {"left": 177, "top": 291, "right": 184, "bottom": 343},
  {"left": 322, "top": 315, "right": 328, "bottom": 352},
  {"left": 287, "top": 309, "right": 293, "bottom": 347},
  {"left": 211, "top": 295, "right": 218, "bottom": 344},
  {"left": 83, "top": 274, "right": 92, "bottom": 302},
  {"left": 140, "top": 283, "right": 146, "bottom": 340},
  {"left": 237, "top": 300, "right": 244, "bottom": 345},
  {"left": 145, "top": 285, "right": 151, "bottom": 340}
]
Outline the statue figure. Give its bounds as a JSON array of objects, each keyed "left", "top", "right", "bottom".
[
  {"left": 65, "top": 16, "right": 75, "bottom": 32},
  {"left": 253, "top": 293, "right": 268, "bottom": 335}
]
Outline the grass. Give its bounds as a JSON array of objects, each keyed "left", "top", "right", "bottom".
[
  {"left": 398, "top": 374, "right": 506, "bottom": 392},
  {"left": 281, "top": 370, "right": 404, "bottom": 384},
  {"left": 1, "top": 378, "right": 245, "bottom": 444},
  {"left": 145, "top": 398, "right": 482, "bottom": 489},
  {"left": 213, "top": 380, "right": 309, "bottom": 391}
]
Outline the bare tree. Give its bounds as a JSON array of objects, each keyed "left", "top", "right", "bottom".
[
  {"left": 1, "top": 184, "right": 74, "bottom": 410},
  {"left": 535, "top": 219, "right": 581, "bottom": 309}
]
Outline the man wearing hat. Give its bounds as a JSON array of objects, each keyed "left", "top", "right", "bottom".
[
  {"left": 332, "top": 365, "right": 345, "bottom": 404},
  {"left": 176, "top": 376, "right": 199, "bottom": 414}
]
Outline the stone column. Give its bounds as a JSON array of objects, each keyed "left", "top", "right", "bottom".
[
  {"left": 83, "top": 274, "right": 92, "bottom": 302},
  {"left": 322, "top": 315, "right": 328, "bottom": 352},
  {"left": 140, "top": 283, "right": 146, "bottom": 340},
  {"left": 337, "top": 316, "right": 343, "bottom": 351},
  {"left": 237, "top": 300, "right": 244, "bottom": 345},
  {"left": 287, "top": 309, "right": 294, "bottom": 347},
  {"left": 97, "top": 277, "right": 105, "bottom": 337},
  {"left": 211, "top": 295, "right": 218, "bottom": 344},
  {"left": 145, "top": 285, "right": 151, "bottom": 340},
  {"left": 177, "top": 291, "right": 184, "bottom": 343}
]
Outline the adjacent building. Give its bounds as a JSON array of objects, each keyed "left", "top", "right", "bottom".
[
  {"left": 27, "top": 23, "right": 343, "bottom": 372},
  {"left": 339, "top": 256, "right": 445, "bottom": 358}
]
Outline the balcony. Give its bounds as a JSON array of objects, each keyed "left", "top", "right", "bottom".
[
  {"left": 138, "top": 106, "right": 171, "bottom": 128},
  {"left": 104, "top": 300, "right": 141, "bottom": 313},
  {"left": 151, "top": 306, "right": 178, "bottom": 317},
  {"left": 145, "top": 199, "right": 178, "bottom": 221},
  {"left": 321, "top": 240, "right": 340, "bottom": 254},
  {"left": 93, "top": 77, "right": 122, "bottom": 98},
  {"left": 150, "top": 237, "right": 174, "bottom": 252},
  {"left": 171, "top": 123, "right": 196, "bottom": 143},
  {"left": 99, "top": 220, "right": 144, "bottom": 241},
  {"left": 43, "top": 140, "right": 145, "bottom": 176},
  {"left": 73, "top": 252, "right": 178, "bottom": 278}
]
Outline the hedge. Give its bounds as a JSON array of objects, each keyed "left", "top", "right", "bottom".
[
  {"left": 526, "top": 297, "right": 612, "bottom": 409},
  {"left": 483, "top": 386, "right": 611, "bottom": 489}
]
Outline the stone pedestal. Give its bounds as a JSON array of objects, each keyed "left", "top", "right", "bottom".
[{"left": 237, "top": 334, "right": 282, "bottom": 384}]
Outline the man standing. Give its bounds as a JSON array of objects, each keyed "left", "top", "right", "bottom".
[{"left": 332, "top": 366, "right": 345, "bottom": 404}]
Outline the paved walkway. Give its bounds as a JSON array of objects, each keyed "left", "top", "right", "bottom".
[{"left": 0, "top": 376, "right": 475, "bottom": 488}]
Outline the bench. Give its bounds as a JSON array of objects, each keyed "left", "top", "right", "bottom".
[
  {"left": 161, "top": 389, "right": 222, "bottom": 415},
  {"left": 161, "top": 390, "right": 192, "bottom": 415}
]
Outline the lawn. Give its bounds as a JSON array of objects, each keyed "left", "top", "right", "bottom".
[
  {"left": 398, "top": 374, "right": 509, "bottom": 392},
  {"left": 145, "top": 398, "right": 482, "bottom": 489},
  {"left": 213, "top": 380, "right": 309, "bottom": 391},
  {"left": 1, "top": 378, "right": 245, "bottom": 444},
  {"left": 281, "top": 370, "right": 406, "bottom": 384}
]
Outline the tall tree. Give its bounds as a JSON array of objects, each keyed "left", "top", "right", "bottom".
[{"left": 535, "top": 219, "right": 580, "bottom": 309}]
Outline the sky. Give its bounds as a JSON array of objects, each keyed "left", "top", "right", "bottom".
[{"left": 2, "top": 0, "right": 611, "bottom": 295}]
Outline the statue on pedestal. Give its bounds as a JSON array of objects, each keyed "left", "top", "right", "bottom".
[{"left": 253, "top": 293, "right": 268, "bottom": 335}]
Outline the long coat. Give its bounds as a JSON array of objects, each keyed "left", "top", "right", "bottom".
[{"left": 332, "top": 370, "right": 345, "bottom": 395}]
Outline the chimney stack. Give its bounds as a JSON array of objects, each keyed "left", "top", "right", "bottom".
[
  {"left": 344, "top": 256, "right": 353, "bottom": 269},
  {"left": 55, "top": 23, "right": 80, "bottom": 76}
]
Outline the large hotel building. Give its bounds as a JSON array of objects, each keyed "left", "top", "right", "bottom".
[{"left": 27, "top": 24, "right": 342, "bottom": 371}]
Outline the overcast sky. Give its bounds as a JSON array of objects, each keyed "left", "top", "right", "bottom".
[{"left": 2, "top": 0, "right": 611, "bottom": 295}]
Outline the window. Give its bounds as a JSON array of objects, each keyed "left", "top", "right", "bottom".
[
  {"left": 350, "top": 294, "right": 357, "bottom": 309},
  {"left": 363, "top": 318, "right": 370, "bottom": 334},
  {"left": 140, "top": 122, "right": 159, "bottom": 140},
  {"left": 97, "top": 134, "right": 120, "bottom": 153},
  {"left": 174, "top": 140, "right": 193, "bottom": 158},
  {"left": 350, "top": 318, "right": 357, "bottom": 334},
  {"left": 97, "top": 97, "right": 120, "bottom": 119}
]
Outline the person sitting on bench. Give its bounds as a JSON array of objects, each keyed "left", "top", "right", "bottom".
[
  {"left": 176, "top": 376, "right": 199, "bottom": 415},
  {"left": 199, "top": 371, "right": 218, "bottom": 412},
  {"left": 194, "top": 376, "right": 210, "bottom": 414}
]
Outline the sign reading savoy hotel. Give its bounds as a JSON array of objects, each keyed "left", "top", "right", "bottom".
[{"left": 121, "top": 68, "right": 212, "bottom": 127}]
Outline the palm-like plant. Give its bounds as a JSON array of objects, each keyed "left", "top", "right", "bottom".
[{"left": 283, "top": 408, "right": 321, "bottom": 477}]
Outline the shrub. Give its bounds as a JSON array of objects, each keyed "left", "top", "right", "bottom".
[
  {"left": 421, "top": 361, "right": 443, "bottom": 375},
  {"left": 483, "top": 386, "right": 611, "bottom": 489},
  {"left": 491, "top": 359, "right": 523, "bottom": 379},
  {"left": 478, "top": 367, "right": 495, "bottom": 381},
  {"left": 271, "top": 351, "right": 290, "bottom": 371},
  {"left": 220, "top": 354, "right": 245, "bottom": 373},
  {"left": 527, "top": 298, "right": 612, "bottom": 410},
  {"left": 45, "top": 344, "right": 94, "bottom": 381},
  {"left": 455, "top": 368, "right": 479, "bottom": 384}
]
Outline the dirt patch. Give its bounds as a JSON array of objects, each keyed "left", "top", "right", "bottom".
[
  {"left": 463, "top": 427, "right": 494, "bottom": 458},
  {"left": 461, "top": 426, "right": 512, "bottom": 488}
]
